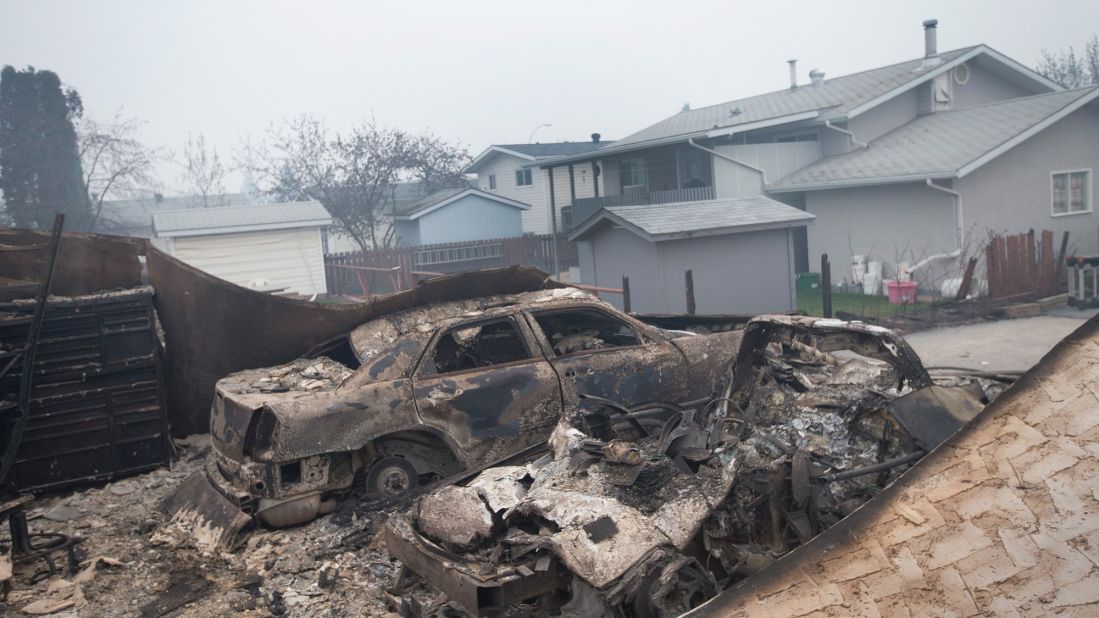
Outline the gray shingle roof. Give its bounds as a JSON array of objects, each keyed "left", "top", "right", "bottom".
[
  {"left": 392, "top": 187, "right": 471, "bottom": 216},
  {"left": 393, "top": 187, "right": 530, "bottom": 219},
  {"left": 601, "top": 48, "right": 979, "bottom": 152},
  {"left": 570, "top": 196, "right": 814, "bottom": 242},
  {"left": 772, "top": 87, "right": 1099, "bottom": 190},
  {"left": 153, "top": 200, "right": 331, "bottom": 237},
  {"left": 497, "top": 142, "right": 612, "bottom": 159}
]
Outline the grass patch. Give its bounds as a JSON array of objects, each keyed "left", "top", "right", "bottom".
[{"left": 796, "top": 289, "right": 931, "bottom": 319}]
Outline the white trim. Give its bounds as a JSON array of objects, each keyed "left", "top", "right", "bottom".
[
  {"left": 1050, "top": 168, "right": 1093, "bottom": 217},
  {"left": 568, "top": 206, "right": 814, "bottom": 243},
  {"left": 466, "top": 146, "right": 536, "bottom": 173},
  {"left": 539, "top": 110, "right": 822, "bottom": 168},
  {"left": 395, "top": 188, "right": 531, "bottom": 221},
  {"left": 958, "top": 88, "right": 1099, "bottom": 178},
  {"left": 769, "top": 173, "right": 950, "bottom": 193},
  {"left": 847, "top": 46, "right": 1063, "bottom": 120},
  {"left": 158, "top": 219, "right": 332, "bottom": 238}
]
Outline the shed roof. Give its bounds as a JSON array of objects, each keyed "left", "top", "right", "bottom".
[
  {"left": 97, "top": 193, "right": 254, "bottom": 236},
  {"left": 467, "top": 141, "right": 613, "bottom": 172},
  {"left": 771, "top": 87, "right": 1099, "bottom": 191},
  {"left": 569, "top": 196, "right": 814, "bottom": 242},
  {"left": 153, "top": 200, "right": 332, "bottom": 238},
  {"left": 393, "top": 188, "right": 531, "bottom": 220},
  {"left": 541, "top": 45, "right": 1061, "bottom": 166}
]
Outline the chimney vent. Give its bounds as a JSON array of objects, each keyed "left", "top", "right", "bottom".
[
  {"left": 923, "top": 19, "right": 938, "bottom": 57},
  {"left": 154, "top": 192, "right": 164, "bottom": 203},
  {"left": 591, "top": 133, "right": 601, "bottom": 144},
  {"left": 788, "top": 59, "right": 798, "bottom": 89},
  {"left": 809, "top": 69, "right": 825, "bottom": 86}
]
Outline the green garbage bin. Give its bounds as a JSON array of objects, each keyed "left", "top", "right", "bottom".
[{"left": 796, "top": 272, "right": 820, "bottom": 290}]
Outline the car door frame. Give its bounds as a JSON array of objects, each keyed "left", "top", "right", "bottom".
[
  {"left": 520, "top": 303, "right": 690, "bottom": 409},
  {"left": 409, "top": 309, "right": 564, "bottom": 465}
]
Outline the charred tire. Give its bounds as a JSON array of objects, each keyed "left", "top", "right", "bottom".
[{"left": 365, "top": 456, "right": 419, "bottom": 498}]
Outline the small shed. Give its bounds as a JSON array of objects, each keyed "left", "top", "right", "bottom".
[
  {"left": 569, "top": 197, "right": 814, "bottom": 314},
  {"left": 393, "top": 187, "right": 530, "bottom": 246},
  {"left": 153, "top": 201, "right": 332, "bottom": 295}
]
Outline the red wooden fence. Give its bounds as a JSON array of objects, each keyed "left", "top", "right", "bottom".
[
  {"left": 985, "top": 229, "right": 1058, "bottom": 298},
  {"left": 325, "top": 234, "right": 578, "bottom": 296}
]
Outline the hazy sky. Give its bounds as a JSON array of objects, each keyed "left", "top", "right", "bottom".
[{"left": 2, "top": 0, "right": 1097, "bottom": 194}]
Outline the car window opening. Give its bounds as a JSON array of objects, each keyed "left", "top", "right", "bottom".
[
  {"left": 433, "top": 318, "right": 530, "bottom": 374},
  {"left": 304, "top": 335, "right": 362, "bottom": 370},
  {"left": 534, "top": 310, "right": 641, "bottom": 356}
]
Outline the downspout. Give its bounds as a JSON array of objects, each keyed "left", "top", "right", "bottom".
[
  {"left": 824, "top": 119, "right": 868, "bottom": 149},
  {"left": 911, "top": 178, "right": 964, "bottom": 275},
  {"left": 687, "top": 137, "right": 768, "bottom": 186}
]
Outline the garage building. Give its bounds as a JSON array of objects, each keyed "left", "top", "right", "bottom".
[{"left": 152, "top": 201, "right": 332, "bottom": 296}]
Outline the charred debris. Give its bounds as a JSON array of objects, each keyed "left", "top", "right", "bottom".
[
  {"left": 385, "top": 317, "right": 997, "bottom": 617},
  {"left": 0, "top": 225, "right": 1011, "bottom": 618}
]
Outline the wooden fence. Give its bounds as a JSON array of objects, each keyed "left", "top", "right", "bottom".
[
  {"left": 325, "top": 234, "right": 578, "bottom": 296},
  {"left": 985, "top": 229, "right": 1064, "bottom": 299}
]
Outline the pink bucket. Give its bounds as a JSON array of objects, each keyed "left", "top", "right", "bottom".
[{"left": 886, "top": 280, "right": 918, "bottom": 304}]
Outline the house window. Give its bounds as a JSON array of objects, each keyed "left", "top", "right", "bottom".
[
  {"left": 489, "top": 174, "right": 497, "bottom": 190},
  {"left": 620, "top": 157, "right": 647, "bottom": 189},
  {"left": 560, "top": 206, "right": 573, "bottom": 232},
  {"left": 1052, "top": 170, "right": 1091, "bottom": 216},
  {"left": 515, "top": 169, "right": 533, "bottom": 186}
]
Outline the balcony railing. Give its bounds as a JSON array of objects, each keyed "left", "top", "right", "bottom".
[{"left": 571, "top": 186, "right": 715, "bottom": 229}]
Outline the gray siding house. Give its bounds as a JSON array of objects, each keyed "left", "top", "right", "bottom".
[
  {"left": 544, "top": 20, "right": 1099, "bottom": 297},
  {"left": 570, "top": 197, "right": 813, "bottom": 314},
  {"left": 467, "top": 140, "right": 611, "bottom": 235},
  {"left": 392, "top": 187, "right": 529, "bottom": 246}
]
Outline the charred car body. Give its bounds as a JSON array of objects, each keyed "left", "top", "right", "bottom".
[
  {"left": 384, "top": 316, "right": 996, "bottom": 617},
  {"left": 183, "top": 287, "right": 744, "bottom": 532}
]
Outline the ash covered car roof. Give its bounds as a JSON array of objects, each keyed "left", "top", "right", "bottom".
[{"left": 347, "top": 286, "right": 601, "bottom": 370}]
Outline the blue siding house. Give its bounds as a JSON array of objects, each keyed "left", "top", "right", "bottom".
[{"left": 393, "top": 187, "right": 530, "bottom": 246}]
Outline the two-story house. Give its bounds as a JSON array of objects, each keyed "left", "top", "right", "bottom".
[
  {"left": 552, "top": 20, "right": 1099, "bottom": 312},
  {"left": 467, "top": 139, "right": 612, "bottom": 236}
]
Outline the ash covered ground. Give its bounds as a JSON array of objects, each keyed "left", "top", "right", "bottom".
[{"left": 1, "top": 436, "right": 440, "bottom": 618}]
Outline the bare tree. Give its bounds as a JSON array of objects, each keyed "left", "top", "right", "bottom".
[
  {"left": 243, "top": 115, "right": 470, "bottom": 251},
  {"left": 1036, "top": 34, "right": 1099, "bottom": 88},
  {"left": 179, "top": 132, "right": 226, "bottom": 206},
  {"left": 76, "top": 111, "right": 165, "bottom": 231}
]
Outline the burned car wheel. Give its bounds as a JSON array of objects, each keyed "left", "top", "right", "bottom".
[{"left": 365, "top": 457, "right": 419, "bottom": 498}]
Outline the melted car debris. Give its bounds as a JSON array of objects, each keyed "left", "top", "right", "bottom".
[{"left": 385, "top": 316, "right": 998, "bottom": 617}]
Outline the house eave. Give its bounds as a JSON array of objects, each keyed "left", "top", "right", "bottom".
[
  {"left": 540, "top": 111, "right": 823, "bottom": 168},
  {"left": 768, "top": 173, "right": 954, "bottom": 193},
  {"left": 466, "top": 146, "right": 537, "bottom": 173}
]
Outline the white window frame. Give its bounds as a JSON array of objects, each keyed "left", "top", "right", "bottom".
[
  {"left": 488, "top": 174, "right": 496, "bottom": 190},
  {"left": 1050, "top": 169, "right": 1093, "bottom": 217},
  {"left": 515, "top": 168, "right": 533, "bottom": 187}
]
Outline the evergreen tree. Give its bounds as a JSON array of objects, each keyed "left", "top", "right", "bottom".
[{"left": 0, "top": 66, "right": 91, "bottom": 230}]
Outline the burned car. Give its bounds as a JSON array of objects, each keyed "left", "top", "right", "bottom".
[
  {"left": 174, "top": 287, "right": 745, "bottom": 534},
  {"left": 385, "top": 316, "right": 996, "bottom": 617}
]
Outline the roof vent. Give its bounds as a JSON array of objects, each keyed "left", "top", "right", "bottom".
[
  {"left": 788, "top": 59, "right": 798, "bottom": 89},
  {"left": 591, "top": 133, "right": 601, "bottom": 143},
  {"left": 809, "top": 69, "right": 825, "bottom": 86},
  {"left": 921, "top": 19, "right": 943, "bottom": 68}
]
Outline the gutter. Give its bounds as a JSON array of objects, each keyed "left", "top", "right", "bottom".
[
  {"left": 823, "top": 120, "right": 868, "bottom": 149},
  {"left": 910, "top": 178, "right": 964, "bottom": 275},
  {"left": 687, "top": 138, "right": 768, "bottom": 186}
]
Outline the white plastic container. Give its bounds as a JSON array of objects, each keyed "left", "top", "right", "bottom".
[{"left": 851, "top": 254, "right": 867, "bottom": 284}]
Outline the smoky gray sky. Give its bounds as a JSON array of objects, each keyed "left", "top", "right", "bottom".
[{"left": 2, "top": 0, "right": 1097, "bottom": 194}]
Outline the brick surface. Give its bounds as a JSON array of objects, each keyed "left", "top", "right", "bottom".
[{"left": 690, "top": 321, "right": 1099, "bottom": 617}]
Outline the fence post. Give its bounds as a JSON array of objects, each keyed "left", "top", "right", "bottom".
[
  {"left": 956, "top": 257, "right": 978, "bottom": 301},
  {"left": 685, "top": 270, "right": 696, "bottom": 315},
  {"left": 821, "top": 254, "right": 832, "bottom": 318},
  {"left": 622, "top": 276, "right": 631, "bottom": 314}
]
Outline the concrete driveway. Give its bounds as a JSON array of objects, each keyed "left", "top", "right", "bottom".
[{"left": 904, "top": 306, "right": 1098, "bottom": 372}]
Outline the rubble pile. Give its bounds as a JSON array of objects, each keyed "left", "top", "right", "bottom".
[
  {"left": 385, "top": 317, "right": 993, "bottom": 616},
  {"left": 0, "top": 437, "right": 436, "bottom": 618}
]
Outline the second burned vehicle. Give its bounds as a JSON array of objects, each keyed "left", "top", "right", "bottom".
[{"left": 174, "top": 287, "right": 745, "bottom": 536}]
